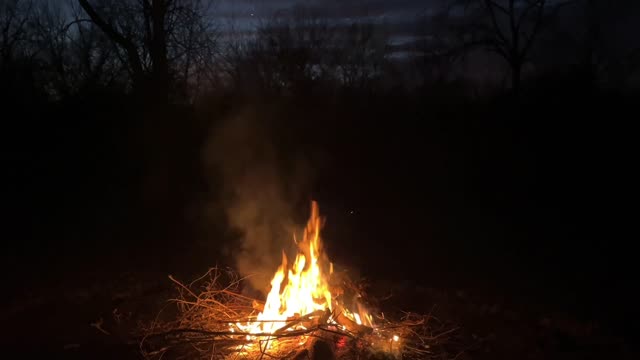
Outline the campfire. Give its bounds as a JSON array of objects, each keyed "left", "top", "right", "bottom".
[{"left": 140, "top": 202, "right": 457, "bottom": 359}]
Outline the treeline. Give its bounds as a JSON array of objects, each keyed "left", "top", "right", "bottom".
[{"left": 2, "top": 0, "right": 639, "bottom": 107}]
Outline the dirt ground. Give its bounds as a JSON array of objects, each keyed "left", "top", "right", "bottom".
[{"left": 1, "top": 265, "right": 634, "bottom": 360}]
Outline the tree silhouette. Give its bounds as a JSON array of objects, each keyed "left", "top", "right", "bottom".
[
  {"left": 0, "top": 0, "right": 46, "bottom": 104},
  {"left": 457, "top": 0, "right": 574, "bottom": 94},
  {"left": 226, "top": 6, "right": 388, "bottom": 96},
  {"left": 1, "top": 0, "right": 36, "bottom": 66},
  {"left": 77, "top": 0, "right": 218, "bottom": 104},
  {"left": 334, "top": 23, "right": 387, "bottom": 91},
  {"left": 229, "top": 6, "right": 336, "bottom": 95}
]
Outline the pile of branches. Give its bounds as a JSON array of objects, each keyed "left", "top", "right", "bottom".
[{"left": 138, "top": 268, "right": 463, "bottom": 360}]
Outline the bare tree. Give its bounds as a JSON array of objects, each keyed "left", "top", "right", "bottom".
[
  {"left": 66, "top": 0, "right": 129, "bottom": 94},
  {"left": 227, "top": 6, "right": 336, "bottom": 95},
  {"left": 413, "top": 11, "right": 468, "bottom": 87},
  {"left": 456, "top": 0, "right": 573, "bottom": 94},
  {"left": 77, "top": 0, "right": 218, "bottom": 103},
  {"left": 228, "top": 6, "right": 388, "bottom": 96},
  {"left": 0, "top": 0, "right": 47, "bottom": 102},
  {"left": 13, "top": 0, "right": 128, "bottom": 99},
  {"left": 334, "top": 22, "right": 388, "bottom": 91},
  {"left": 543, "top": 0, "right": 640, "bottom": 89},
  {"left": 0, "top": 0, "right": 36, "bottom": 66},
  {"left": 32, "top": 0, "right": 71, "bottom": 96}
]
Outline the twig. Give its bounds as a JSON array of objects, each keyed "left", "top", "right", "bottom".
[
  {"left": 169, "top": 275, "right": 199, "bottom": 300},
  {"left": 90, "top": 317, "right": 111, "bottom": 335}
]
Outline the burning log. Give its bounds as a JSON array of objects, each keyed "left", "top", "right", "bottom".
[
  {"left": 275, "top": 310, "right": 329, "bottom": 334},
  {"left": 333, "top": 305, "right": 373, "bottom": 336}
]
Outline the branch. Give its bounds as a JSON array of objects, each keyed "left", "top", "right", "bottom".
[
  {"left": 518, "top": 0, "right": 546, "bottom": 59},
  {"left": 144, "top": 327, "right": 322, "bottom": 340},
  {"left": 509, "top": 0, "right": 517, "bottom": 45},
  {"left": 77, "top": 0, "right": 143, "bottom": 77},
  {"left": 3, "top": 0, "right": 33, "bottom": 50},
  {"left": 516, "top": 0, "right": 543, "bottom": 33},
  {"left": 62, "top": 18, "right": 93, "bottom": 33},
  {"left": 483, "top": 0, "right": 509, "bottom": 47},
  {"left": 487, "top": 42, "right": 509, "bottom": 60},
  {"left": 486, "top": 0, "right": 509, "bottom": 15}
]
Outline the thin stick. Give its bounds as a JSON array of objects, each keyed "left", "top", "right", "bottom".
[{"left": 168, "top": 275, "right": 198, "bottom": 300}]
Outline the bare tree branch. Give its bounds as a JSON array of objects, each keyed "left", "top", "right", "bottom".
[{"left": 77, "top": 0, "right": 144, "bottom": 79}]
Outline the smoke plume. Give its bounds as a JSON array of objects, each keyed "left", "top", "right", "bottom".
[{"left": 203, "top": 107, "right": 313, "bottom": 293}]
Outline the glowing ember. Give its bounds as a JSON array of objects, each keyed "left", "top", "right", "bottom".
[{"left": 236, "top": 201, "right": 371, "bottom": 335}]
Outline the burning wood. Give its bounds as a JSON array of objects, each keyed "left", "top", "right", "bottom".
[
  {"left": 273, "top": 309, "right": 328, "bottom": 334},
  {"left": 139, "top": 202, "right": 459, "bottom": 359},
  {"left": 332, "top": 306, "right": 373, "bottom": 336}
]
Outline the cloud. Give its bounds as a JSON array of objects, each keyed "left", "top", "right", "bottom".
[{"left": 214, "top": 0, "right": 437, "bottom": 20}]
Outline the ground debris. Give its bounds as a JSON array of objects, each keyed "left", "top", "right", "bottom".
[{"left": 139, "top": 268, "right": 462, "bottom": 360}]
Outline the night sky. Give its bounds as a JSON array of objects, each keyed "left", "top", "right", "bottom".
[
  {"left": 215, "top": 0, "right": 434, "bottom": 20},
  {"left": 213, "top": 0, "right": 437, "bottom": 33},
  {"left": 213, "top": 0, "right": 640, "bottom": 67}
]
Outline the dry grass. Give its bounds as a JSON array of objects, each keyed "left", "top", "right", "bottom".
[{"left": 138, "top": 268, "right": 462, "bottom": 360}]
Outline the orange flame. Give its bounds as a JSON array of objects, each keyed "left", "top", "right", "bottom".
[{"left": 236, "top": 201, "right": 371, "bottom": 335}]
